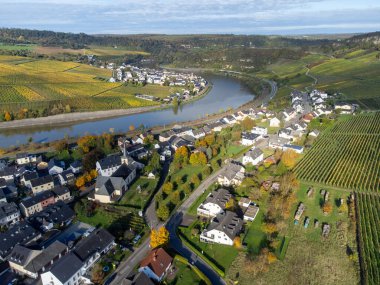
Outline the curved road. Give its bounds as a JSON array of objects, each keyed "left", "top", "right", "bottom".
[{"left": 109, "top": 78, "right": 277, "bottom": 285}]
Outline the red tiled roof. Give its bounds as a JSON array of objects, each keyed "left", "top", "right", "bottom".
[{"left": 140, "top": 248, "right": 173, "bottom": 277}]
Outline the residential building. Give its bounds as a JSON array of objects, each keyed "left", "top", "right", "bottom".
[
  {"left": 243, "top": 205, "right": 259, "bottom": 222},
  {"left": 0, "top": 222, "right": 41, "bottom": 260},
  {"left": 283, "top": 144, "right": 304, "bottom": 154},
  {"left": 20, "top": 191, "right": 56, "bottom": 217},
  {"left": 200, "top": 211, "right": 243, "bottom": 246},
  {"left": 139, "top": 248, "right": 173, "bottom": 282},
  {"left": 0, "top": 166, "right": 16, "bottom": 182},
  {"left": 52, "top": 186, "right": 71, "bottom": 202},
  {"left": 7, "top": 241, "right": 68, "bottom": 279},
  {"left": 197, "top": 188, "right": 231, "bottom": 218},
  {"left": 48, "top": 159, "right": 65, "bottom": 175},
  {"left": 122, "top": 272, "right": 155, "bottom": 285},
  {"left": 241, "top": 132, "right": 260, "bottom": 146},
  {"left": 238, "top": 197, "right": 251, "bottom": 208},
  {"left": 96, "top": 155, "right": 122, "bottom": 177},
  {"left": 251, "top": 126, "right": 268, "bottom": 136},
  {"left": 242, "top": 148, "right": 264, "bottom": 166},
  {"left": 20, "top": 171, "right": 38, "bottom": 188},
  {"left": 30, "top": 175, "right": 54, "bottom": 194},
  {"left": 268, "top": 136, "right": 290, "bottom": 149},
  {"left": 278, "top": 128, "right": 294, "bottom": 140},
  {"left": 57, "top": 169, "right": 75, "bottom": 186},
  {"left": 70, "top": 160, "right": 83, "bottom": 174},
  {"left": 40, "top": 252, "right": 84, "bottom": 285},
  {"left": 309, "top": 130, "right": 320, "bottom": 137},
  {"left": 269, "top": 117, "right": 281, "bottom": 127},
  {"left": 0, "top": 202, "right": 20, "bottom": 226},
  {"left": 16, "top": 153, "right": 38, "bottom": 165},
  {"left": 217, "top": 163, "right": 245, "bottom": 187}
]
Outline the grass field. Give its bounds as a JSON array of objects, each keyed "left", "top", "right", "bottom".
[
  {"left": 168, "top": 259, "right": 203, "bottom": 285},
  {"left": 295, "top": 113, "right": 380, "bottom": 192},
  {"left": 356, "top": 192, "right": 380, "bottom": 285},
  {"left": 118, "top": 177, "right": 158, "bottom": 210},
  {"left": 0, "top": 55, "right": 180, "bottom": 112}
]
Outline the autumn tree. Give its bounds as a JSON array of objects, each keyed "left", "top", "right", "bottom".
[
  {"left": 54, "top": 140, "right": 68, "bottom": 152},
  {"left": 190, "top": 174, "right": 201, "bottom": 188},
  {"left": 262, "top": 222, "right": 277, "bottom": 234},
  {"left": 241, "top": 117, "right": 256, "bottom": 131},
  {"left": 267, "top": 252, "right": 278, "bottom": 264},
  {"left": 156, "top": 204, "right": 170, "bottom": 220},
  {"left": 322, "top": 202, "right": 333, "bottom": 215},
  {"left": 162, "top": 182, "right": 174, "bottom": 195},
  {"left": 75, "top": 176, "right": 86, "bottom": 188},
  {"left": 90, "top": 169, "right": 98, "bottom": 179},
  {"left": 339, "top": 200, "right": 348, "bottom": 213},
  {"left": 77, "top": 135, "right": 97, "bottom": 153},
  {"left": 233, "top": 236, "right": 242, "bottom": 249},
  {"left": 4, "top": 111, "right": 12, "bottom": 121},
  {"left": 281, "top": 150, "right": 299, "bottom": 169},
  {"left": 150, "top": 226, "right": 170, "bottom": 248},
  {"left": 145, "top": 151, "right": 161, "bottom": 174},
  {"left": 225, "top": 198, "right": 236, "bottom": 211},
  {"left": 129, "top": 124, "right": 135, "bottom": 131},
  {"left": 174, "top": 146, "right": 190, "bottom": 166},
  {"left": 172, "top": 190, "right": 181, "bottom": 204},
  {"left": 189, "top": 152, "right": 208, "bottom": 166},
  {"left": 91, "top": 264, "right": 105, "bottom": 284}
]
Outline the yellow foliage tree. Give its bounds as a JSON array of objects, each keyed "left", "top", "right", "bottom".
[
  {"left": 281, "top": 150, "right": 299, "bottom": 169},
  {"left": 85, "top": 173, "right": 92, "bottom": 183},
  {"left": 150, "top": 226, "right": 169, "bottom": 248},
  {"left": 267, "top": 252, "right": 278, "bottom": 264},
  {"left": 262, "top": 222, "right": 277, "bottom": 234},
  {"left": 75, "top": 176, "right": 85, "bottom": 189},
  {"left": 322, "top": 202, "right": 333, "bottom": 215},
  {"left": 225, "top": 198, "right": 235, "bottom": 211},
  {"left": 90, "top": 169, "right": 98, "bottom": 179},
  {"left": 339, "top": 201, "right": 348, "bottom": 213},
  {"left": 4, "top": 111, "right": 12, "bottom": 121},
  {"left": 233, "top": 236, "right": 242, "bottom": 249}
]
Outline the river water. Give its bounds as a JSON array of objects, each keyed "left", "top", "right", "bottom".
[{"left": 0, "top": 75, "right": 254, "bottom": 147}]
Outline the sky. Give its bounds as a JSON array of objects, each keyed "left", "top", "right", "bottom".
[{"left": 0, "top": 0, "right": 379, "bottom": 35}]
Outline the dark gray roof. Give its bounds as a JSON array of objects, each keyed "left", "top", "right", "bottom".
[
  {"left": 123, "top": 272, "right": 155, "bottom": 285},
  {"left": 73, "top": 228, "right": 114, "bottom": 262},
  {"left": 7, "top": 244, "right": 38, "bottom": 267},
  {"left": 49, "top": 252, "right": 83, "bottom": 283},
  {"left": 48, "top": 159, "right": 64, "bottom": 170},
  {"left": 0, "top": 202, "right": 19, "bottom": 219},
  {"left": 0, "top": 166, "right": 16, "bottom": 177},
  {"left": 0, "top": 188, "right": 5, "bottom": 201},
  {"left": 28, "top": 201, "right": 75, "bottom": 228},
  {"left": 95, "top": 176, "right": 125, "bottom": 196},
  {"left": 242, "top": 132, "right": 260, "bottom": 141},
  {"left": 245, "top": 148, "right": 263, "bottom": 160},
  {"left": 70, "top": 160, "right": 82, "bottom": 168},
  {"left": 30, "top": 175, "right": 53, "bottom": 188},
  {"left": 112, "top": 164, "right": 135, "bottom": 179},
  {"left": 207, "top": 211, "right": 243, "bottom": 240},
  {"left": 20, "top": 191, "right": 55, "bottom": 208},
  {"left": 22, "top": 171, "right": 38, "bottom": 182},
  {"left": 52, "top": 185, "right": 70, "bottom": 197},
  {"left": 0, "top": 222, "right": 41, "bottom": 259},
  {"left": 59, "top": 169, "right": 74, "bottom": 180},
  {"left": 0, "top": 178, "right": 6, "bottom": 188},
  {"left": 204, "top": 188, "right": 231, "bottom": 209},
  {"left": 16, "top": 153, "right": 28, "bottom": 159},
  {"left": 222, "top": 163, "right": 244, "bottom": 180},
  {"left": 98, "top": 155, "right": 122, "bottom": 170},
  {"left": 24, "top": 241, "right": 67, "bottom": 273}
]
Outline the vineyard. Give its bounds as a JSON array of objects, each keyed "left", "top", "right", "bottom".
[
  {"left": 356, "top": 193, "right": 380, "bottom": 285},
  {"left": 295, "top": 113, "right": 380, "bottom": 192},
  {"left": 0, "top": 55, "right": 177, "bottom": 114}
]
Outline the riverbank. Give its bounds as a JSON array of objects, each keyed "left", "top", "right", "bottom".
[{"left": 0, "top": 84, "right": 212, "bottom": 131}]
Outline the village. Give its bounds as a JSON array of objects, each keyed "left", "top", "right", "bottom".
[
  {"left": 0, "top": 86, "right": 357, "bottom": 285},
  {"left": 105, "top": 64, "right": 208, "bottom": 104}
]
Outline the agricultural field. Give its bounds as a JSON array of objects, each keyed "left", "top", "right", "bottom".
[
  {"left": 356, "top": 193, "right": 380, "bottom": 285},
  {"left": 0, "top": 55, "right": 179, "bottom": 113},
  {"left": 295, "top": 113, "right": 380, "bottom": 192}
]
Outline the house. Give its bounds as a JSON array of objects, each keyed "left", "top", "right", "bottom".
[
  {"left": 7, "top": 241, "right": 68, "bottom": 279},
  {"left": 122, "top": 272, "right": 155, "bottom": 285},
  {"left": 20, "top": 171, "right": 39, "bottom": 188},
  {"left": 30, "top": 175, "right": 55, "bottom": 195},
  {"left": 278, "top": 128, "right": 294, "bottom": 140},
  {"left": 222, "top": 115, "right": 237, "bottom": 125},
  {"left": 28, "top": 201, "right": 75, "bottom": 232},
  {"left": 207, "top": 121, "right": 226, "bottom": 132},
  {"left": 302, "top": 113, "right": 314, "bottom": 123},
  {"left": 283, "top": 144, "right": 304, "bottom": 154},
  {"left": 58, "top": 169, "right": 75, "bottom": 186},
  {"left": 73, "top": 228, "right": 115, "bottom": 272},
  {"left": 281, "top": 108, "right": 297, "bottom": 121},
  {"left": 242, "top": 148, "right": 264, "bottom": 166},
  {"left": 268, "top": 136, "right": 290, "bottom": 149},
  {"left": 70, "top": 161, "right": 83, "bottom": 174},
  {"left": 40, "top": 252, "right": 84, "bottom": 285},
  {"left": 217, "top": 163, "right": 245, "bottom": 187},
  {"left": 14, "top": 166, "right": 31, "bottom": 178},
  {"left": 48, "top": 159, "right": 65, "bottom": 175},
  {"left": 238, "top": 197, "right": 251, "bottom": 208},
  {"left": 52, "top": 186, "right": 71, "bottom": 202},
  {"left": 309, "top": 129, "right": 320, "bottom": 137},
  {"left": 334, "top": 102, "right": 353, "bottom": 112},
  {"left": 159, "top": 130, "right": 176, "bottom": 142},
  {"left": 131, "top": 136, "right": 144, "bottom": 145},
  {"left": 0, "top": 202, "right": 20, "bottom": 226},
  {"left": 96, "top": 155, "right": 122, "bottom": 177},
  {"left": 241, "top": 132, "right": 260, "bottom": 146},
  {"left": 251, "top": 126, "right": 268, "bottom": 136},
  {"left": 0, "top": 166, "right": 16, "bottom": 182},
  {"left": 200, "top": 211, "right": 243, "bottom": 246},
  {"left": 0, "top": 185, "right": 17, "bottom": 200},
  {"left": 0, "top": 188, "right": 6, "bottom": 203},
  {"left": 243, "top": 205, "right": 259, "bottom": 222},
  {"left": 19, "top": 191, "right": 56, "bottom": 217},
  {"left": 124, "top": 144, "right": 147, "bottom": 159},
  {"left": 139, "top": 248, "right": 173, "bottom": 282},
  {"left": 191, "top": 128, "right": 206, "bottom": 139},
  {"left": 269, "top": 117, "right": 281, "bottom": 127},
  {"left": 92, "top": 176, "right": 127, "bottom": 203},
  {"left": 197, "top": 188, "right": 231, "bottom": 218},
  {"left": 0, "top": 222, "right": 41, "bottom": 260},
  {"left": 112, "top": 164, "right": 137, "bottom": 186},
  {"left": 15, "top": 153, "right": 38, "bottom": 165}
]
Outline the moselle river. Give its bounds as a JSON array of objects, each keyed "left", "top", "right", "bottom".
[{"left": 0, "top": 75, "right": 254, "bottom": 147}]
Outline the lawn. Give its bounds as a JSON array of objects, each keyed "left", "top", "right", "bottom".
[
  {"left": 118, "top": 177, "right": 158, "bottom": 210},
  {"left": 243, "top": 206, "right": 267, "bottom": 255},
  {"left": 168, "top": 259, "right": 203, "bottom": 285}
]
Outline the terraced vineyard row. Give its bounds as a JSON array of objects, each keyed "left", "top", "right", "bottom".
[
  {"left": 356, "top": 193, "right": 380, "bottom": 285},
  {"left": 295, "top": 113, "right": 380, "bottom": 192}
]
